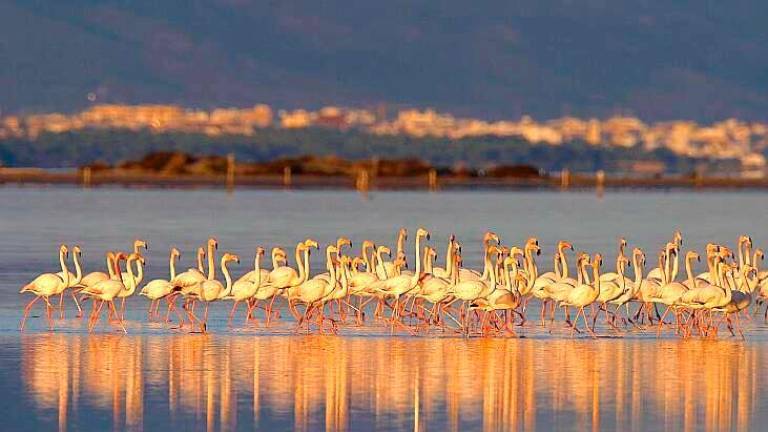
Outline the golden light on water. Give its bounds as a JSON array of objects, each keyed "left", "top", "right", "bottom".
[{"left": 20, "top": 335, "right": 765, "bottom": 431}]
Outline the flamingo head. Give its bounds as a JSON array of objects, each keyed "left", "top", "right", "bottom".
[
  {"left": 756, "top": 249, "right": 765, "bottom": 261},
  {"left": 687, "top": 251, "right": 701, "bottom": 262},
  {"left": 483, "top": 231, "right": 500, "bottom": 245},
  {"left": 674, "top": 230, "right": 683, "bottom": 246},
  {"left": 223, "top": 253, "right": 240, "bottom": 264},
  {"left": 337, "top": 236, "right": 352, "bottom": 250},
  {"left": 135, "top": 239, "right": 148, "bottom": 251}
]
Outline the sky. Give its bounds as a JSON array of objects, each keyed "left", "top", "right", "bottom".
[{"left": 1, "top": 0, "right": 767, "bottom": 121}]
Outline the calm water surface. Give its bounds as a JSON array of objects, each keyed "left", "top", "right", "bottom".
[{"left": 1, "top": 186, "right": 768, "bottom": 431}]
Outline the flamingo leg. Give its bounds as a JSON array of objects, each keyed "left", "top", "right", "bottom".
[
  {"left": 167, "top": 296, "right": 185, "bottom": 328},
  {"left": 108, "top": 301, "right": 127, "bottom": 333},
  {"left": 147, "top": 300, "right": 156, "bottom": 321},
  {"left": 58, "top": 292, "right": 65, "bottom": 319},
  {"left": 582, "top": 307, "right": 597, "bottom": 338},
  {"left": 266, "top": 295, "right": 280, "bottom": 327},
  {"left": 228, "top": 301, "right": 239, "bottom": 327},
  {"left": 120, "top": 297, "right": 127, "bottom": 321},
  {"left": 19, "top": 296, "right": 41, "bottom": 331},
  {"left": 67, "top": 290, "right": 83, "bottom": 318}
]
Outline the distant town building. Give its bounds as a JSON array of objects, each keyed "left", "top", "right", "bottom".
[{"left": 2, "top": 103, "right": 768, "bottom": 170}]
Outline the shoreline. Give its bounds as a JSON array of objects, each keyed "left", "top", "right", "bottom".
[{"left": 2, "top": 169, "right": 768, "bottom": 190}]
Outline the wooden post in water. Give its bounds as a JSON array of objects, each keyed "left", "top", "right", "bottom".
[
  {"left": 356, "top": 169, "right": 370, "bottom": 194},
  {"left": 595, "top": 170, "right": 605, "bottom": 197},
  {"left": 694, "top": 166, "right": 703, "bottom": 188},
  {"left": 560, "top": 168, "right": 570, "bottom": 189},
  {"left": 82, "top": 166, "right": 92, "bottom": 188},
  {"left": 226, "top": 153, "right": 235, "bottom": 191},
  {"left": 283, "top": 166, "right": 292, "bottom": 189},
  {"left": 428, "top": 169, "right": 438, "bottom": 191}
]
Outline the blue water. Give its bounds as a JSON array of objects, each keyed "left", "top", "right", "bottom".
[{"left": 1, "top": 186, "right": 767, "bottom": 430}]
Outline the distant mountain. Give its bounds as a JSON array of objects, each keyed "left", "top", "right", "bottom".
[{"left": 2, "top": 1, "right": 767, "bottom": 122}]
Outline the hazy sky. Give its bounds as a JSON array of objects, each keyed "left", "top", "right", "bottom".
[{"left": 1, "top": 1, "right": 767, "bottom": 121}]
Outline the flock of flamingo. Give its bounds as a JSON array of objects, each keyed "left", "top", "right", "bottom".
[{"left": 18, "top": 229, "right": 768, "bottom": 338}]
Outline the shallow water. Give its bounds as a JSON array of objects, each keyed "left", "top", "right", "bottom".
[{"left": 2, "top": 186, "right": 768, "bottom": 430}]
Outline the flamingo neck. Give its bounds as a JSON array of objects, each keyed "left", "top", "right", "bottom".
[
  {"left": 59, "top": 249, "right": 70, "bottom": 286},
  {"left": 738, "top": 239, "right": 745, "bottom": 268},
  {"left": 592, "top": 263, "right": 601, "bottom": 295},
  {"left": 685, "top": 256, "right": 695, "bottom": 287},
  {"left": 451, "top": 253, "right": 459, "bottom": 285},
  {"left": 134, "top": 258, "right": 144, "bottom": 287},
  {"left": 445, "top": 244, "right": 455, "bottom": 279},
  {"left": 443, "top": 240, "right": 452, "bottom": 272},
  {"left": 632, "top": 254, "right": 643, "bottom": 294},
  {"left": 424, "top": 248, "right": 434, "bottom": 274},
  {"left": 721, "top": 268, "right": 733, "bottom": 305},
  {"left": 125, "top": 256, "right": 137, "bottom": 293},
  {"left": 339, "top": 262, "right": 350, "bottom": 296},
  {"left": 113, "top": 256, "right": 123, "bottom": 280},
  {"left": 752, "top": 251, "right": 761, "bottom": 273},
  {"left": 72, "top": 252, "right": 82, "bottom": 285},
  {"left": 560, "top": 249, "right": 569, "bottom": 279},
  {"left": 744, "top": 241, "right": 752, "bottom": 266},
  {"left": 106, "top": 253, "right": 116, "bottom": 279},
  {"left": 197, "top": 251, "right": 205, "bottom": 273},
  {"left": 410, "top": 234, "right": 423, "bottom": 287},
  {"left": 327, "top": 249, "right": 337, "bottom": 286},
  {"left": 488, "top": 254, "right": 498, "bottom": 289},
  {"left": 169, "top": 253, "right": 178, "bottom": 280},
  {"left": 206, "top": 243, "right": 216, "bottom": 280},
  {"left": 361, "top": 244, "right": 372, "bottom": 272},
  {"left": 480, "top": 249, "right": 493, "bottom": 282},
  {"left": 397, "top": 232, "right": 406, "bottom": 258},
  {"left": 503, "top": 261, "right": 515, "bottom": 292},
  {"left": 525, "top": 247, "right": 537, "bottom": 281},
  {"left": 477, "top": 243, "right": 489, "bottom": 280},
  {"left": 670, "top": 250, "right": 679, "bottom": 283},
  {"left": 221, "top": 258, "right": 233, "bottom": 297},
  {"left": 302, "top": 247, "right": 311, "bottom": 284},
  {"left": 294, "top": 243, "right": 305, "bottom": 282},
  {"left": 581, "top": 259, "right": 591, "bottom": 284},
  {"left": 254, "top": 253, "right": 263, "bottom": 287},
  {"left": 375, "top": 248, "right": 389, "bottom": 277}
]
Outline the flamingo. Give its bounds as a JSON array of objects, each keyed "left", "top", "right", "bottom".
[
  {"left": 20, "top": 244, "right": 70, "bottom": 331},
  {"left": 372, "top": 228, "right": 430, "bottom": 332},
  {"left": 185, "top": 253, "right": 240, "bottom": 333},
  {"left": 560, "top": 254, "right": 602, "bottom": 337},
  {"left": 81, "top": 253, "right": 142, "bottom": 333},
  {"left": 227, "top": 247, "right": 265, "bottom": 326},
  {"left": 139, "top": 248, "right": 181, "bottom": 321},
  {"left": 294, "top": 245, "right": 341, "bottom": 333},
  {"left": 55, "top": 245, "right": 83, "bottom": 318}
]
